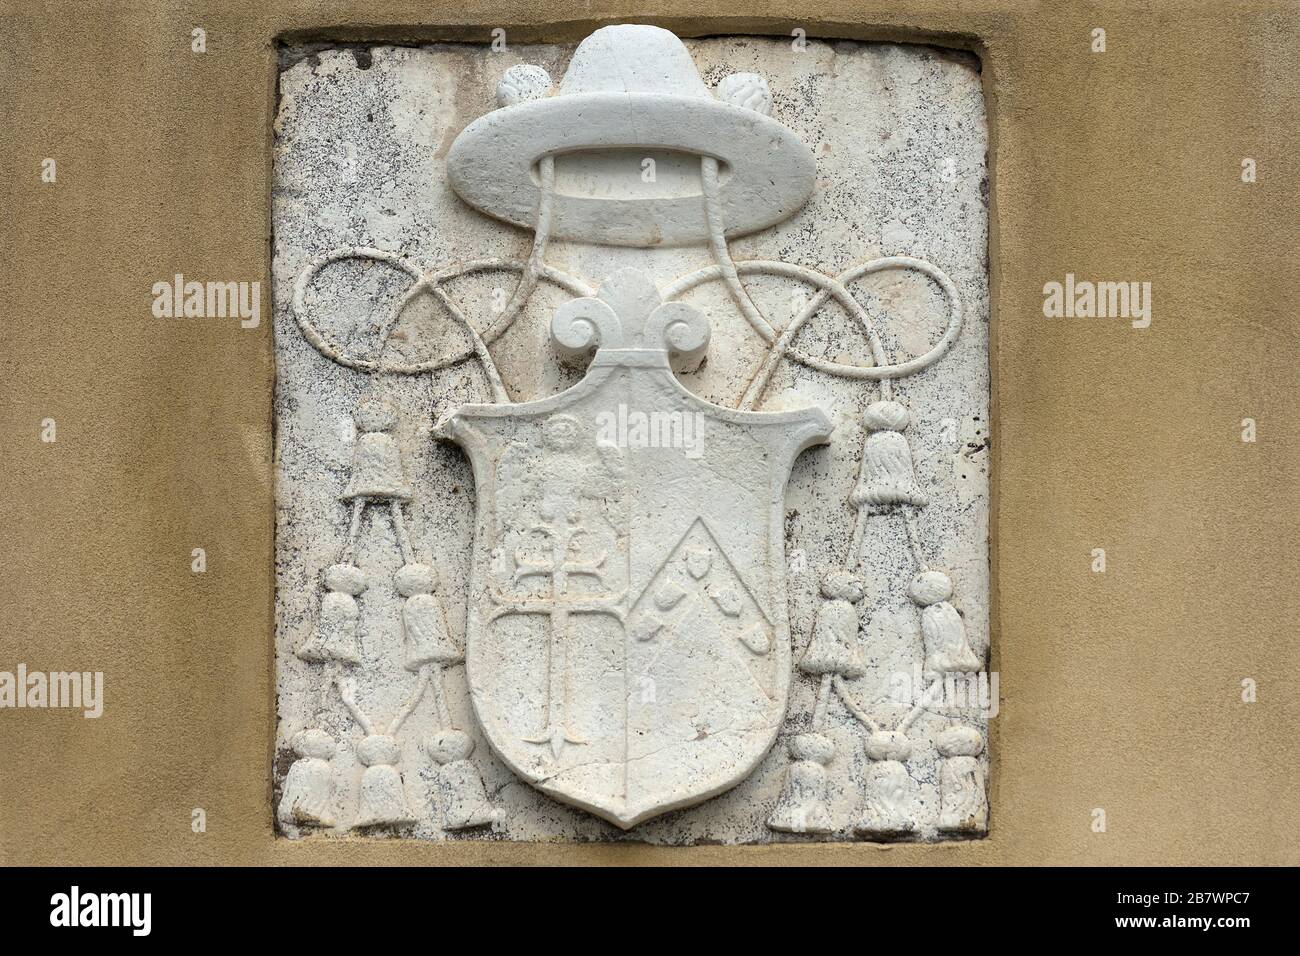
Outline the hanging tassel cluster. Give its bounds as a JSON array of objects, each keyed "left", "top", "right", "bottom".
[{"left": 850, "top": 401, "right": 928, "bottom": 508}]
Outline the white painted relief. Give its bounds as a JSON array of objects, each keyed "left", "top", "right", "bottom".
[{"left": 274, "top": 25, "right": 989, "bottom": 843}]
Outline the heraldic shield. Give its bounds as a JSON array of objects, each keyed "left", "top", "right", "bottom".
[{"left": 436, "top": 269, "right": 832, "bottom": 828}]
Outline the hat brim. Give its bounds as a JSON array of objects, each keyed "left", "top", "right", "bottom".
[{"left": 448, "top": 92, "right": 816, "bottom": 247}]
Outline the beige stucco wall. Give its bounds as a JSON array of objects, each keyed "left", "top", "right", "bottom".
[{"left": 1, "top": 0, "right": 1296, "bottom": 865}]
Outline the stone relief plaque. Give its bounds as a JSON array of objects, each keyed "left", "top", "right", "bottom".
[{"left": 273, "top": 25, "right": 989, "bottom": 843}]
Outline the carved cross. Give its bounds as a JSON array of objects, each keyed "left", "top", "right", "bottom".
[{"left": 491, "top": 515, "right": 622, "bottom": 758}]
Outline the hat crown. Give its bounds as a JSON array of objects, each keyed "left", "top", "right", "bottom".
[{"left": 558, "top": 25, "right": 711, "bottom": 98}]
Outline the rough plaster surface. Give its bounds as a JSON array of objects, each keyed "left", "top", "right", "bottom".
[
  {"left": 2, "top": 0, "right": 1297, "bottom": 867},
  {"left": 272, "top": 31, "right": 989, "bottom": 843}
]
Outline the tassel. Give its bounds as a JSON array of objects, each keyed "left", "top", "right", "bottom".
[
  {"left": 936, "top": 726, "right": 987, "bottom": 833},
  {"left": 425, "top": 730, "right": 496, "bottom": 831},
  {"left": 343, "top": 397, "right": 413, "bottom": 502},
  {"left": 353, "top": 734, "right": 416, "bottom": 828},
  {"left": 855, "top": 731, "right": 916, "bottom": 837},
  {"left": 277, "top": 730, "right": 337, "bottom": 830},
  {"left": 395, "top": 563, "right": 462, "bottom": 671},
  {"left": 850, "top": 401, "right": 928, "bottom": 508},
  {"left": 297, "top": 564, "right": 367, "bottom": 664},
  {"left": 798, "top": 570, "right": 866, "bottom": 679},
  {"left": 767, "top": 733, "right": 835, "bottom": 834},
  {"left": 907, "top": 571, "right": 981, "bottom": 678}
]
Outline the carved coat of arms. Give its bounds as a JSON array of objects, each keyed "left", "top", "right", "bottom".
[
  {"left": 438, "top": 269, "right": 831, "bottom": 825},
  {"left": 275, "top": 23, "right": 990, "bottom": 842}
]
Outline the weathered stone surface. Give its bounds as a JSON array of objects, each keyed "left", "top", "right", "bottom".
[{"left": 273, "top": 26, "right": 989, "bottom": 844}]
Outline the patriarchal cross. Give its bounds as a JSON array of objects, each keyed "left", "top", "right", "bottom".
[{"left": 497, "top": 506, "right": 622, "bottom": 758}]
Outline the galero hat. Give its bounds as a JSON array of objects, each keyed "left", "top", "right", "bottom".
[{"left": 447, "top": 24, "right": 816, "bottom": 247}]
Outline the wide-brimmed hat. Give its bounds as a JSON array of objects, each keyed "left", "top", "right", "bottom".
[{"left": 447, "top": 25, "right": 816, "bottom": 247}]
